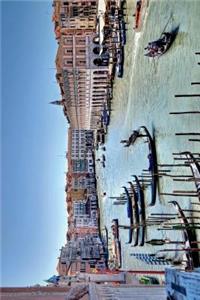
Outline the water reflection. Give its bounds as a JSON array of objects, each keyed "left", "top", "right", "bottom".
[{"left": 96, "top": 0, "right": 200, "bottom": 272}]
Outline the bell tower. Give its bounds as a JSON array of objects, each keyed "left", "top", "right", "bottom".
[{"left": 50, "top": 99, "right": 65, "bottom": 106}]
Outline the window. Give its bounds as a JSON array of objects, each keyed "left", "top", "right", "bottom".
[
  {"left": 93, "top": 47, "right": 100, "bottom": 55},
  {"left": 64, "top": 37, "right": 72, "bottom": 45},
  {"left": 64, "top": 59, "right": 73, "bottom": 65},
  {"left": 72, "top": 7, "right": 79, "bottom": 17},
  {"left": 60, "top": 13, "right": 66, "bottom": 21},
  {"left": 79, "top": 60, "right": 86, "bottom": 65},
  {"left": 93, "top": 58, "right": 102, "bottom": 66},
  {"left": 64, "top": 48, "right": 72, "bottom": 54}
]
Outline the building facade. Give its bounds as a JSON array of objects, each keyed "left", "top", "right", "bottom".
[{"left": 52, "top": 0, "right": 111, "bottom": 130}]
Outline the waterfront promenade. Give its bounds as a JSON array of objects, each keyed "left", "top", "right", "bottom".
[{"left": 96, "top": 0, "right": 200, "bottom": 272}]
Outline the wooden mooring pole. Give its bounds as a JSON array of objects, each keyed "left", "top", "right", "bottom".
[
  {"left": 189, "top": 139, "right": 200, "bottom": 142},
  {"left": 170, "top": 111, "right": 200, "bottom": 114},
  {"left": 173, "top": 152, "right": 200, "bottom": 156},
  {"left": 174, "top": 94, "right": 200, "bottom": 97},
  {"left": 173, "top": 190, "right": 197, "bottom": 194},
  {"left": 175, "top": 132, "right": 200, "bottom": 136},
  {"left": 158, "top": 164, "right": 189, "bottom": 167},
  {"left": 160, "top": 193, "right": 198, "bottom": 197}
]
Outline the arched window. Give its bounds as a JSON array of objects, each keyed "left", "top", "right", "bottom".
[
  {"left": 93, "top": 47, "right": 100, "bottom": 55},
  {"left": 93, "top": 58, "right": 102, "bottom": 66},
  {"left": 93, "top": 36, "right": 99, "bottom": 44}
]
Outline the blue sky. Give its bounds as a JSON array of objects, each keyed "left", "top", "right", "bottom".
[{"left": 1, "top": 1, "right": 68, "bottom": 286}]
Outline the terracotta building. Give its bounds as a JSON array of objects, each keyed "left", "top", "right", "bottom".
[{"left": 52, "top": 0, "right": 111, "bottom": 130}]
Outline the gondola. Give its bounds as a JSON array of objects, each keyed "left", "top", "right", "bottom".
[
  {"left": 112, "top": 218, "right": 119, "bottom": 240},
  {"left": 133, "top": 176, "right": 146, "bottom": 246},
  {"left": 104, "top": 226, "right": 109, "bottom": 267},
  {"left": 111, "top": 219, "right": 122, "bottom": 268},
  {"left": 128, "top": 181, "right": 140, "bottom": 246},
  {"left": 144, "top": 26, "right": 179, "bottom": 58},
  {"left": 115, "top": 239, "right": 122, "bottom": 269},
  {"left": 102, "top": 105, "right": 110, "bottom": 126},
  {"left": 123, "top": 186, "right": 134, "bottom": 244},
  {"left": 120, "top": 129, "right": 141, "bottom": 147},
  {"left": 181, "top": 151, "right": 200, "bottom": 201},
  {"left": 169, "top": 201, "right": 199, "bottom": 269},
  {"left": 140, "top": 126, "right": 158, "bottom": 206}
]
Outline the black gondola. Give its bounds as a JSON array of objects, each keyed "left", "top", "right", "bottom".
[
  {"left": 140, "top": 126, "right": 158, "bottom": 206},
  {"left": 169, "top": 201, "right": 199, "bottom": 269},
  {"left": 144, "top": 26, "right": 179, "bottom": 58},
  {"left": 123, "top": 186, "right": 134, "bottom": 244},
  {"left": 120, "top": 129, "right": 140, "bottom": 147},
  {"left": 128, "top": 181, "right": 139, "bottom": 246},
  {"left": 181, "top": 152, "right": 200, "bottom": 201},
  {"left": 133, "top": 176, "right": 146, "bottom": 246}
]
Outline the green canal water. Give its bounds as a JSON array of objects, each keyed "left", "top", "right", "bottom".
[{"left": 96, "top": 0, "right": 200, "bottom": 272}]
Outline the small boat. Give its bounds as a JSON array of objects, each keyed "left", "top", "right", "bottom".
[
  {"left": 116, "top": 48, "right": 124, "bottom": 78},
  {"left": 140, "top": 126, "right": 158, "bottom": 206},
  {"left": 96, "top": 131, "right": 105, "bottom": 145},
  {"left": 102, "top": 105, "right": 110, "bottom": 126},
  {"left": 101, "top": 161, "right": 105, "bottom": 168},
  {"left": 134, "top": 0, "right": 142, "bottom": 30},
  {"left": 119, "top": 19, "right": 126, "bottom": 45},
  {"left": 133, "top": 176, "right": 146, "bottom": 246},
  {"left": 181, "top": 152, "right": 200, "bottom": 201},
  {"left": 111, "top": 219, "right": 122, "bottom": 268},
  {"left": 111, "top": 219, "right": 120, "bottom": 240},
  {"left": 123, "top": 186, "right": 134, "bottom": 244},
  {"left": 144, "top": 26, "right": 179, "bottom": 58},
  {"left": 116, "top": 62, "right": 123, "bottom": 78},
  {"left": 128, "top": 181, "right": 140, "bottom": 246}
]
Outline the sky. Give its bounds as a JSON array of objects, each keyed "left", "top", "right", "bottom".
[{"left": 1, "top": 1, "right": 68, "bottom": 286}]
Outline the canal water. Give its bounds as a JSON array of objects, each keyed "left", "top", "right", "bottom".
[{"left": 96, "top": 0, "right": 200, "bottom": 273}]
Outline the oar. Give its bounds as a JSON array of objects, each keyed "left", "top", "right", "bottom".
[{"left": 160, "top": 14, "right": 173, "bottom": 37}]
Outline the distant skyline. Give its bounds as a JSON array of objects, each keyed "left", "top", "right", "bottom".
[{"left": 1, "top": 1, "right": 68, "bottom": 286}]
